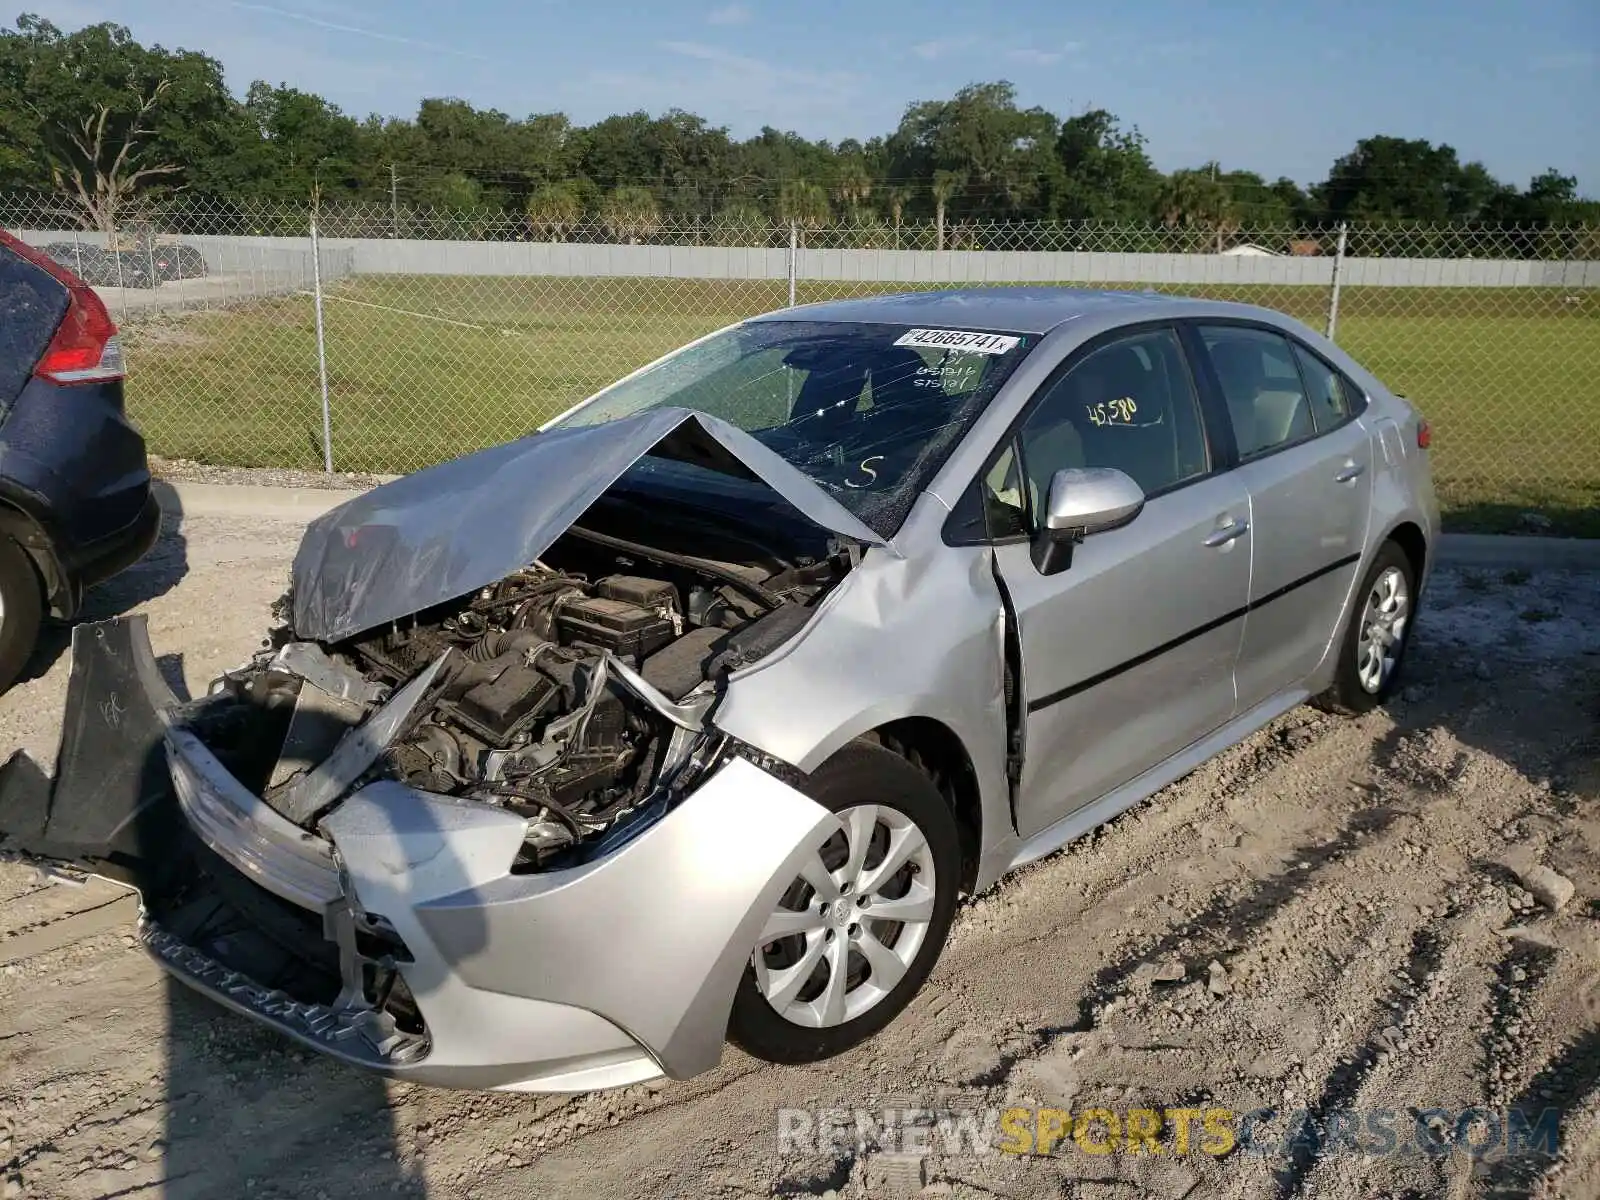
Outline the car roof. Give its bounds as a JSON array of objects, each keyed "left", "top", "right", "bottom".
[{"left": 750, "top": 286, "right": 1243, "bottom": 336}]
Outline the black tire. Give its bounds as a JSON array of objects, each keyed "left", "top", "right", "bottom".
[
  {"left": 1316, "top": 540, "right": 1417, "bottom": 715},
  {"left": 0, "top": 536, "right": 43, "bottom": 695},
  {"left": 728, "top": 740, "right": 961, "bottom": 1065}
]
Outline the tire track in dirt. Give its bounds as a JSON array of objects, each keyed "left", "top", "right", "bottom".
[
  {"left": 921, "top": 684, "right": 1588, "bottom": 1198},
  {"left": 955, "top": 713, "right": 1422, "bottom": 1046},
  {"left": 1273, "top": 927, "right": 1450, "bottom": 1199},
  {"left": 948, "top": 707, "right": 1346, "bottom": 961},
  {"left": 1491, "top": 1027, "right": 1600, "bottom": 1195}
]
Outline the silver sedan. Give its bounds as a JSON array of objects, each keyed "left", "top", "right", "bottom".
[{"left": 0, "top": 287, "right": 1438, "bottom": 1091}]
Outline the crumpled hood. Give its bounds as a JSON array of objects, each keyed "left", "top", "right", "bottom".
[{"left": 291, "top": 407, "right": 893, "bottom": 643}]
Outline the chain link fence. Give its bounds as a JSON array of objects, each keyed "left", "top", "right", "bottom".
[{"left": 3, "top": 193, "right": 1596, "bottom": 533}]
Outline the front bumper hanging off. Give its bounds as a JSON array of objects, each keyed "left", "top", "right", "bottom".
[{"left": 0, "top": 617, "right": 839, "bottom": 1093}]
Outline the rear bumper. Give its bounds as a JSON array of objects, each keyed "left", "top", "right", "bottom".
[
  {"left": 61, "top": 488, "right": 162, "bottom": 592},
  {"left": 0, "top": 617, "right": 838, "bottom": 1092},
  {"left": 0, "top": 374, "right": 153, "bottom": 616}
]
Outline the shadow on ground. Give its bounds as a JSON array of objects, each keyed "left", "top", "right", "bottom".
[{"left": 19, "top": 479, "right": 191, "bottom": 684}]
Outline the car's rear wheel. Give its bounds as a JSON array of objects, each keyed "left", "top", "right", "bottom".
[
  {"left": 0, "top": 535, "right": 43, "bottom": 694},
  {"left": 1317, "top": 541, "right": 1416, "bottom": 715},
  {"left": 728, "top": 740, "right": 960, "bottom": 1064}
]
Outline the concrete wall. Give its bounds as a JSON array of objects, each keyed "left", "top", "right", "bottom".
[{"left": 13, "top": 228, "right": 1599, "bottom": 288}]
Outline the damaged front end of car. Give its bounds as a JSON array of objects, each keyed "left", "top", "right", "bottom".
[{"left": 0, "top": 408, "right": 881, "bottom": 1092}]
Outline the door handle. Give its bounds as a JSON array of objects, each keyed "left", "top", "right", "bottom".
[
  {"left": 1334, "top": 461, "right": 1366, "bottom": 483},
  {"left": 1204, "top": 517, "right": 1250, "bottom": 547}
]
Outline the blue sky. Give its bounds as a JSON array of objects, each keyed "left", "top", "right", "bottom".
[{"left": 26, "top": 0, "right": 1600, "bottom": 191}]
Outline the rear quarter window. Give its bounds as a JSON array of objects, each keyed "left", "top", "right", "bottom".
[{"left": 0, "top": 245, "right": 69, "bottom": 408}]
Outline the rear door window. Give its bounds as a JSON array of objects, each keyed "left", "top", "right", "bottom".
[
  {"left": 1291, "top": 342, "right": 1363, "bottom": 432},
  {"left": 1197, "top": 326, "right": 1317, "bottom": 458},
  {"left": 0, "top": 243, "right": 69, "bottom": 409}
]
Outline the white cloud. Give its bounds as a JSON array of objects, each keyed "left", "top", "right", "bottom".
[
  {"left": 660, "top": 39, "right": 852, "bottom": 90},
  {"left": 911, "top": 38, "right": 971, "bottom": 61},
  {"left": 1008, "top": 43, "right": 1082, "bottom": 66},
  {"left": 570, "top": 42, "right": 864, "bottom": 138},
  {"left": 707, "top": 3, "right": 751, "bottom": 25},
  {"left": 916, "top": 37, "right": 1081, "bottom": 66},
  {"left": 222, "top": 0, "right": 489, "bottom": 61}
]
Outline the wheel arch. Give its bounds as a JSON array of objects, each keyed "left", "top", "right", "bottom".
[
  {"left": 1383, "top": 519, "right": 1428, "bottom": 589},
  {"left": 860, "top": 716, "right": 984, "bottom": 894},
  {"left": 0, "top": 494, "right": 71, "bottom": 617}
]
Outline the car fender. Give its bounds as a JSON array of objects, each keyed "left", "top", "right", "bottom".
[{"left": 712, "top": 501, "right": 1014, "bottom": 885}]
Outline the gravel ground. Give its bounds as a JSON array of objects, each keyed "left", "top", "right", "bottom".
[
  {"left": 149, "top": 454, "right": 392, "bottom": 492},
  {"left": 1, "top": 509, "right": 1597, "bottom": 1200}
]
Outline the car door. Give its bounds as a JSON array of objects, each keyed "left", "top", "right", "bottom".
[
  {"left": 984, "top": 326, "right": 1252, "bottom": 840},
  {"left": 1192, "top": 324, "right": 1375, "bottom": 712}
]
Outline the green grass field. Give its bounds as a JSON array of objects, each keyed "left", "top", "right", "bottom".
[{"left": 122, "top": 275, "right": 1600, "bottom": 535}]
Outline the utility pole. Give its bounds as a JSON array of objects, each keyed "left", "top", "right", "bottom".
[{"left": 390, "top": 163, "right": 400, "bottom": 238}]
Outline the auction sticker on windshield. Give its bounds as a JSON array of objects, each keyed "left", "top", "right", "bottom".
[{"left": 894, "top": 329, "right": 1022, "bottom": 356}]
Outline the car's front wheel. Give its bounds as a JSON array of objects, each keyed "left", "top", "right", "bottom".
[{"left": 728, "top": 740, "right": 961, "bottom": 1064}]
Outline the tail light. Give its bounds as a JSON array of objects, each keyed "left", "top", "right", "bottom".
[
  {"left": 0, "top": 231, "right": 126, "bottom": 385},
  {"left": 1416, "top": 419, "right": 1432, "bottom": 450},
  {"left": 35, "top": 289, "right": 124, "bottom": 384}
]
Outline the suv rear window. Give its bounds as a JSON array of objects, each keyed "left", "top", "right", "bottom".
[{"left": 0, "top": 240, "right": 70, "bottom": 409}]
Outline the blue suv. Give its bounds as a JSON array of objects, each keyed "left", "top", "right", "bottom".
[{"left": 0, "top": 231, "right": 160, "bottom": 692}]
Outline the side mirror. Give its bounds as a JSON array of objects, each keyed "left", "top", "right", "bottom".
[{"left": 1031, "top": 467, "right": 1146, "bottom": 576}]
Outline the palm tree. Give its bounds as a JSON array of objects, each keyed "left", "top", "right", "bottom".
[
  {"left": 776, "top": 180, "right": 830, "bottom": 246},
  {"left": 833, "top": 159, "right": 873, "bottom": 212},
  {"left": 1157, "top": 166, "right": 1238, "bottom": 252},
  {"left": 884, "top": 186, "right": 912, "bottom": 248},
  {"left": 931, "top": 170, "right": 964, "bottom": 251},
  {"left": 600, "top": 186, "right": 661, "bottom": 244},
  {"left": 526, "top": 182, "right": 583, "bottom": 241}
]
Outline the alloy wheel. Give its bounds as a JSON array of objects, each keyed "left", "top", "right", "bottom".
[
  {"left": 1356, "top": 565, "right": 1410, "bottom": 694},
  {"left": 752, "top": 804, "right": 938, "bottom": 1028}
]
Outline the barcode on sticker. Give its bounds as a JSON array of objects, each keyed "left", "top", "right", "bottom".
[{"left": 894, "top": 328, "right": 1022, "bottom": 356}]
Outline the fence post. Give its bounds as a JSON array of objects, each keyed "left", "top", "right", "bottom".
[
  {"left": 788, "top": 221, "right": 798, "bottom": 308},
  {"left": 310, "top": 212, "right": 335, "bottom": 473},
  {"left": 112, "top": 226, "right": 125, "bottom": 297},
  {"left": 1325, "top": 222, "right": 1349, "bottom": 341}
]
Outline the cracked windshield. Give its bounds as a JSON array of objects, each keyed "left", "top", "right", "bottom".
[{"left": 552, "top": 320, "right": 1034, "bottom": 535}]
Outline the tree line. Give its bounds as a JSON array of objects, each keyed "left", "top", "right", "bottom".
[{"left": 1, "top": 13, "right": 1595, "bottom": 246}]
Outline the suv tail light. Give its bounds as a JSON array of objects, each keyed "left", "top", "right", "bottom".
[
  {"left": 1416, "top": 419, "right": 1432, "bottom": 450},
  {"left": 0, "top": 231, "right": 126, "bottom": 385},
  {"left": 35, "top": 290, "right": 124, "bottom": 384}
]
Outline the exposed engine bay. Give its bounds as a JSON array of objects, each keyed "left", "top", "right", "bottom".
[{"left": 193, "top": 524, "right": 852, "bottom": 870}]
